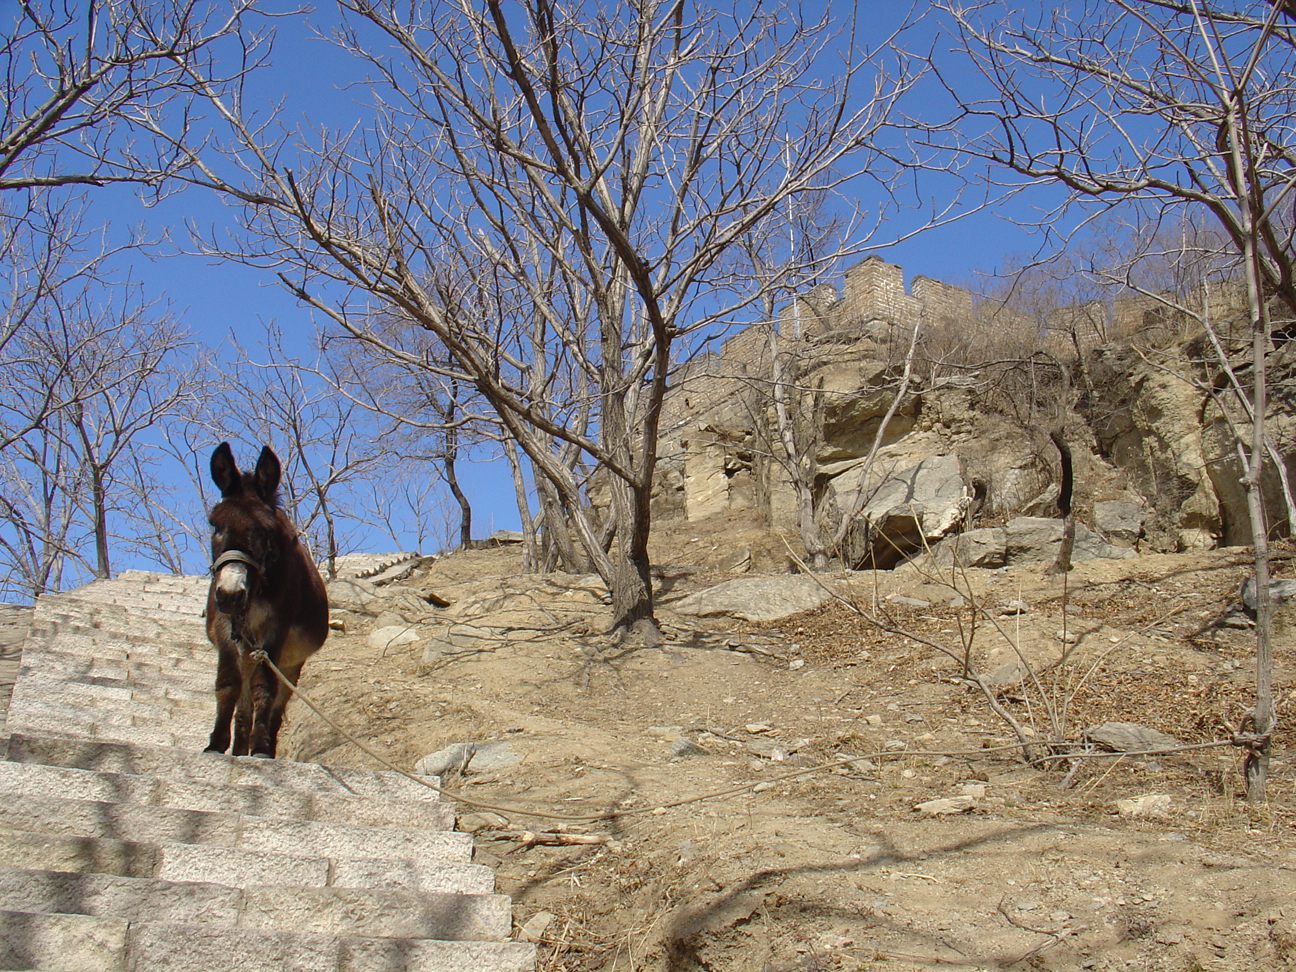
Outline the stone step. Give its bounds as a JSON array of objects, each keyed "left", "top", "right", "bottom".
[
  {"left": 4, "top": 697, "right": 211, "bottom": 750},
  {"left": 15, "top": 654, "right": 212, "bottom": 696},
  {"left": 0, "top": 792, "right": 474, "bottom": 863},
  {"left": 3, "top": 733, "right": 447, "bottom": 804},
  {"left": 0, "top": 909, "right": 535, "bottom": 972},
  {"left": 0, "top": 909, "right": 128, "bottom": 972},
  {"left": 3, "top": 707, "right": 190, "bottom": 751},
  {"left": 0, "top": 867, "right": 512, "bottom": 940},
  {"left": 10, "top": 681, "right": 211, "bottom": 726},
  {"left": 13, "top": 671, "right": 213, "bottom": 707},
  {"left": 0, "top": 829, "right": 495, "bottom": 895},
  {"left": 0, "top": 760, "right": 455, "bottom": 831},
  {"left": 20, "top": 634, "right": 214, "bottom": 673},
  {"left": 31, "top": 598, "right": 207, "bottom": 646},
  {"left": 14, "top": 650, "right": 212, "bottom": 696}
]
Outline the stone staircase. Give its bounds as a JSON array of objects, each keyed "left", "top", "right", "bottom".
[{"left": 0, "top": 570, "right": 536, "bottom": 972}]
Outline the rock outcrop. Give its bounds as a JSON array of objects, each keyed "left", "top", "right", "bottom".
[{"left": 657, "top": 254, "right": 1291, "bottom": 566}]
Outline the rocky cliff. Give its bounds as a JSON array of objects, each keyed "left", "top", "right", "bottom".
[{"left": 657, "top": 256, "right": 1294, "bottom": 569}]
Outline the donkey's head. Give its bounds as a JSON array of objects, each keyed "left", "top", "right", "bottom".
[{"left": 207, "top": 442, "right": 286, "bottom": 619}]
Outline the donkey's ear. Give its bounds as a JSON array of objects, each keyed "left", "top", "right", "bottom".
[
  {"left": 253, "top": 446, "right": 281, "bottom": 503},
  {"left": 210, "top": 442, "right": 241, "bottom": 497}
]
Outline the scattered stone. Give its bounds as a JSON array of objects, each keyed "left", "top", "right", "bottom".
[
  {"left": 415, "top": 740, "right": 519, "bottom": 777},
  {"left": 983, "top": 661, "right": 1025, "bottom": 686},
  {"left": 446, "top": 623, "right": 496, "bottom": 648},
  {"left": 904, "top": 712, "right": 925, "bottom": 724},
  {"left": 888, "top": 594, "right": 932, "bottom": 608},
  {"left": 788, "top": 658, "right": 805, "bottom": 670},
  {"left": 865, "top": 714, "right": 884, "bottom": 727},
  {"left": 518, "top": 911, "right": 554, "bottom": 943},
  {"left": 1115, "top": 794, "right": 1173, "bottom": 818},
  {"left": 488, "top": 529, "right": 525, "bottom": 544},
  {"left": 1055, "top": 628, "right": 1079, "bottom": 643},
  {"left": 672, "top": 575, "right": 832, "bottom": 622},
  {"left": 718, "top": 545, "right": 752, "bottom": 573},
  {"left": 367, "top": 624, "right": 420, "bottom": 651},
  {"left": 456, "top": 811, "right": 508, "bottom": 833},
  {"left": 327, "top": 615, "right": 346, "bottom": 632},
  {"left": 326, "top": 576, "right": 382, "bottom": 614},
  {"left": 1004, "top": 516, "right": 1137, "bottom": 564},
  {"left": 746, "top": 723, "right": 774, "bottom": 734},
  {"left": 960, "top": 783, "right": 987, "bottom": 800},
  {"left": 1086, "top": 722, "right": 1184, "bottom": 753},
  {"left": 883, "top": 739, "right": 907, "bottom": 752},
  {"left": 927, "top": 528, "right": 1007, "bottom": 569},
  {"left": 914, "top": 795, "right": 975, "bottom": 815},
  {"left": 416, "top": 742, "right": 476, "bottom": 777},
  {"left": 999, "top": 599, "right": 1030, "bottom": 616},
  {"left": 1240, "top": 576, "right": 1296, "bottom": 611},
  {"left": 747, "top": 740, "right": 789, "bottom": 761},
  {"left": 1094, "top": 499, "right": 1146, "bottom": 546},
  {"left": 418, "top": 642, "right": 445, "bottom": 670},
  {"left": 671, "top": 736, "right": 709, "bottom": 758}
]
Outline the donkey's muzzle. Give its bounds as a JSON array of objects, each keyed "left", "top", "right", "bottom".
[{"left": 213, "top": 561, "right": 251, "bottom": 616}]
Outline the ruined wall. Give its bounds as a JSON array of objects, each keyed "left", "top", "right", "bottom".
[{"left": 657, "top": 254, "right": 1259, "bottom": 550}]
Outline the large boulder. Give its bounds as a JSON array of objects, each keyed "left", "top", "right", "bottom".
[
  {"left": 819, "top": 452, "right": 969, "bottom": 569},
  {"left": 1004, "top": 516, "right": 1137, "bottom": 564},
  {"left": 925, "top": 527, "right": 1007, "bottom": 569},
  {"left": 1094, "top": 499, "right": 1146, "bottom": 546},
  {"left": 671, "top": 575, "right": 832, "bottom": 622}
]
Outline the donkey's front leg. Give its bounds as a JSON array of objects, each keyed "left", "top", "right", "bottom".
[{"left": 205, "top": 647, "right": 242, "bottom": 754}]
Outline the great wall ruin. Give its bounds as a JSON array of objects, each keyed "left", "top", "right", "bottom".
[{"left": 655, "top": 254, "right": 1279, "bottom": 564}]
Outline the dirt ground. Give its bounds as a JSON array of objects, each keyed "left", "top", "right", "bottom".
[
  {"left": 6, "top": 516, "right": 1294, "bottom": 971},
  {"left": 265, "top": 515, "right": 1296, "bottom": 972}
]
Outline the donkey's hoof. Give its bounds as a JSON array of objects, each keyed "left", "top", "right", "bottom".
[{"left": 251, "top": 750, "right": 274, "bottom": 759}]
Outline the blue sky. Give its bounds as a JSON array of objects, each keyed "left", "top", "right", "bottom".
[{"left": 78, "top": 2, "right": 1066, "bottom": 550}]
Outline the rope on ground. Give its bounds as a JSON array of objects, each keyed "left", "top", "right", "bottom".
[{"left": 250, "top": 649, "right": 1243, "bottom": 827}]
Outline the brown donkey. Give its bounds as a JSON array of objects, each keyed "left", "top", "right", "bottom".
[{"left": 204, "top": 442, "right": 328, "bottom": 757}]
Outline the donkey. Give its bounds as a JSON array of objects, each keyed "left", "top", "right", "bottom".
[{"left": 204, "top": 442, "right": 329, "bottom": 758}]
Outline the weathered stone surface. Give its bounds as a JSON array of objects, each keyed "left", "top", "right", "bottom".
[
  {"left": 914, "top": 795, "right": 975, "bottom": 815},
  {"left": 926, "top": 527, "right": 1006, "bottom": 569},
  {"left": 1114, "top": 794, "right": 1173, "bottom": 818},
  {"left": 367, "top": 625, "right": 420, "bottom": 652},
  {"left": 1004, "top": 517, "right": 1137, "bottom": 564},
  {"left": 1094, "top": 499, "right": 1146, "bottom": 546},
  {"left": 672, "top": 575, "right": 831, "bottom": 622},
  {"left": 1240, "top": 576, "right": 1296, "bottom": 611},
  {"left": 1085, "top": 722, "right": 1184, "bottom": 753},
  {"left": 822, "top": 453, "right": 969, "bottom": 569},
  {"left": 326, "top": 577, "right": 382, "bottom": 614}
]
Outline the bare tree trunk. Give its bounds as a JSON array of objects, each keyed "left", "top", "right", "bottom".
[
  {"left": 503, "top": 436, "right": 537, "bottom": 572},
  {"left": 1241, "top": 250, "right": 1274, "bottom": 801},
  {"left": 1047, "top": 431, "right": 1075, "bottom": 576},
  {"left": 770, "top": 327, "right": 830, "bottom": 570}
]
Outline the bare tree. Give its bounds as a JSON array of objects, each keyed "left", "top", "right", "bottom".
[
  {"left": 928, "top": 0, "right": 1296, "bottom": 799},
  {"left": 1, "top": 0, "right": 267, "bottom": 192},
  {"left": 214, "top": 325, "right": 390, "bottom": 580},
  {"left": 176, "top": 1, "right": 924, "bottom": 633},
  {"left": 0, "top": 194, "right": 201, "bottom": 598}
]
